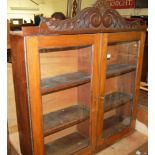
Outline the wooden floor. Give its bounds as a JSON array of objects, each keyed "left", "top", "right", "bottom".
[
  {"left": 97, "top": 131, "right": 147, "bottom": 155},
  {"left": 9, "top": 131, "right": 147, "bottom": 155}
]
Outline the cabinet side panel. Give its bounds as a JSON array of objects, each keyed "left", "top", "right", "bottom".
[
  {"left": 26, "top": 37, "right": 44, "bottom": 155},
  {"left": 10, "top": 35, "right": 33, "bottom": 155}
]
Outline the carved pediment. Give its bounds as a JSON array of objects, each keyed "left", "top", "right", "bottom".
[{"left": 23, "top": 0, "right": 146, "bottom": 35}]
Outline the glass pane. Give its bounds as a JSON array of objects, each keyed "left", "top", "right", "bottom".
[
  {"left": 39, "top": 45, "right": 92, "bottom": 154},
  {"left": 102, "top": 41, "right": 139, "bottom": 139}
]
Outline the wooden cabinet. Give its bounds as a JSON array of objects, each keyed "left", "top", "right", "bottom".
[{"left": 10, "top": 0, "right": 146, "bottom": 155}]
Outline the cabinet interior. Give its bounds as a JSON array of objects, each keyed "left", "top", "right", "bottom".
[
  {"left": 102, "top": 41, "right": 139, "bottom": 139},
  {"left": 39, "top": 45, "right": 92, "bottom": 154}
]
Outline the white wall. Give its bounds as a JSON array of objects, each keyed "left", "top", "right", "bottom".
[
  {"left": 117, "top": 8, "right": 148, "bottom": 17},
  {"left": 7, "top": 0, "right": 68, "bottom": 22},
  {"left": 81, "top": 0, "right": 95, "bottom": 9}
]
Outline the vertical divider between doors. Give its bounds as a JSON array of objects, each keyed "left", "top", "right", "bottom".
[
  {"left": 90, "top": 34, "right": 102, "bottom": 152},
  {"left": 96, "top": 34, "right": 108, "bottom": 147}
]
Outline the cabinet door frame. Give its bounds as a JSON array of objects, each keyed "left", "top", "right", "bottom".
[
  {"left": 96, "top": 31, "right": 146, "bottom": 150},
  {"left": 25, "top": 34, "right": 101, "bottom": 155}
]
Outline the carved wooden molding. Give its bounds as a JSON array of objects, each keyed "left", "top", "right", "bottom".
[{"left": 23, "top": 0, "right": 146, "bottom": 35}]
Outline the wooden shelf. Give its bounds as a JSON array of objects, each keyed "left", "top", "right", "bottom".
[
  {"left": 43, "top": 105, "right": 89, "bottom": 136},
  {"left": 41, "top": 72, "right": 90, "bottom": 95},
  {"left": 103, "top": 116, "right": 131, "bottom": 139},
  {"left": 45, "top": 132, "right": 89, "bottom": 155},
  {"left": 106, "top": 64, "right": 136, "bottom": 78},
  {"left": 104, "top": 92, "right": 133, "bottom": 112}
]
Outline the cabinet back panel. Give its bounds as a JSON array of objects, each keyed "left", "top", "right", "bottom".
[
  {"left": 42, "top": 87, "right": 77, "bottom": 114},
  {"left": 77, "top": 120, "right": 90, "bottom": 138},
  {"left": 78, "top": 46, "right": 92, "bottom": 74},
  {"left": 78, "top": 83, "right": 91, "bottom": 109},
  {"left": 40, "top": 50, "right": 78, "bottom": 78},
  {"left": 44, "top": 126, "right": 77, "bottom": 144},
  {"left": 44, "top": 122, "right": 90, "bottom": 144},
  {"left": 107, "top": 42, "right": 138, "bottom": 65},
  {"left": 40, "top": 46, "right": 92, "bottom": 79},
  {"left": 105, "top": 71, "right": 136, "bottom": 95},
  {"left": 104, "top": 109, "right": 117, "bottom": 119}
]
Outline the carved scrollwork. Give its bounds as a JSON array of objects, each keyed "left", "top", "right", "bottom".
[
  {"left": 90, "top": 12, "right": 102, "bottom": 27},
  {"left": 39, "top": 0, "right": 146, "bottom": 34},
  {"left": 102, "top": 12, "right": 113, "bottom": 28}
]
